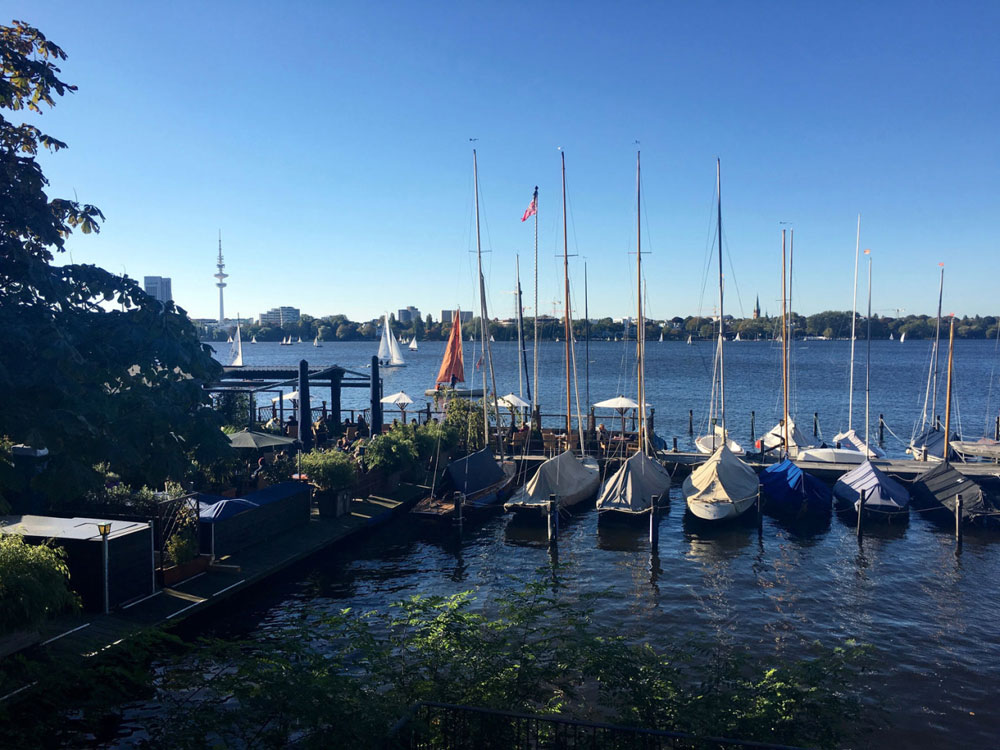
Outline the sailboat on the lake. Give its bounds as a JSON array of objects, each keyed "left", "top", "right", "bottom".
[
  {"left": 377, "top": 312, "right": 405, "bottom": 368},
  {"left": 408, "top": 336, "right": 418, "bottom": 351},
  {"left": 424, "top": 308, "right": 484, "bottom": 398},
  {"left": 505, "top": 153, "right": 599, "bottom": 516},
  {"left": 595, "top": 151, "right": 670, "bottom": 519},
  {"left": 684, "top": 161, "right": 759, "bottom": 521},
  {"left": 229, "top": 316, "right": 243, "bottom": 367},
  {"left": 798, "top": 217, "right": 882, "bottom": 465}
]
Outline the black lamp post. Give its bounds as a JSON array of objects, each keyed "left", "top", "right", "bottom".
[{"left": 96, "top": 521, "right": 112, "bottom": 613}]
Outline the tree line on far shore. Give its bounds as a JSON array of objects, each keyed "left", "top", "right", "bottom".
[{"left": 206, "top": 310, "right": 1000, "bottom": 344}]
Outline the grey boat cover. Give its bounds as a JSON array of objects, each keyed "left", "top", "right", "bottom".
[
  {"left": 833, "top": 460, "right": 910, "bottom": 512},
  {"left": 913, "top": 462, "right": 993, "bottom": 519},
  {"left": 447, "top": 448, "right": 503, "bottom": 495},
  {"left": 506, "top": 450, "right": 599, "bottom": 509},
  {"left": 682, "top": 444, "right": 759, "bottom": 506},
  {"left": 596, "top": 451, "right": 672, "bottom": 514},
  {"left": 761, "top": 417, "right": 811, "bottom": 453},
  {"left": 909, "top": 426, "right": 959, "bottom": 460}
]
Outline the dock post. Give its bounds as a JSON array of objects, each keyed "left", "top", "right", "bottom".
[
  {"left": 649, "top": 408, "right": 655, "bottom": 435},
  {"left": 756, "top": 489, "right": 762, "bottom": 532},
  {"left": 672, "top": 436, "right": 678, "bottom": 452},
  {"left": 813, "top": 412, "right": 818, "bottom": 437},
  {"left": 547, "top": 494, "right": 558, "bottom": 543},
  {"left": 370, "top": 356, "right": 383, "bottom": 435},
  {"left": 454, "top": 491, "right": 463, "bottom": 530},
  {"left": 879, "top": 414, "right": 885, "bottom": 444},
  {"left": 955, "top": 494, "right": 963, "bottom": 544},
  {"left": 588, "top": 406, "right": 596, "bottom": 435},
  {"left": 649, "top": 495, "right": 660, "bottom": 549},
  {"left": 688, "top": 410, "right": 693, "bottom": 434},
  {"left": 750, "top": 411, "right": 755, "bottom": 444},
  {"left": 921, "top": 446, "right": 928, "bottom": 462},
  {"left": 995, "top": 415, "right": 999, "bottom": 442},
  {"left": 935, "top": 414, "right": 941, "bottom": 430},
  {"left": 330, "top": 369, "right": 343, "bottom": 436},
  {"left": 298, "top": 359, "right": 313, "bottom": 452},
  {"left": 856, "top": 489, "right": 866, "bottom": 538}
]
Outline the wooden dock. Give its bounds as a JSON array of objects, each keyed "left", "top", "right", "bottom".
[{"left": 0, "top": 483, "right": 424, "bottom": 698}]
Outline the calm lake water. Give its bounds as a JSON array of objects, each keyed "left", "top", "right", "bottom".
[{"left": 205, "top": 339, "right": 1000, "bottom": 748}]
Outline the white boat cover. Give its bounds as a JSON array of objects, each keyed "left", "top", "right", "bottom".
[
  {"left": 832, "top": 428, "right": 884, "bottom": 458},
  {"left": 505, "top": 450, "right": 599, "bottom": 510},
  {"left": 596, "top": 451, "right": 671, "bottom": 514},
  {"left": 760, "top": 417, "right": 810, "bottom": 453},
  {"left": 683, "top": 444, "right": 759, "bottom": 508},
  {"left": 694, "top": 424, "right": 744, "bottom": 455}
]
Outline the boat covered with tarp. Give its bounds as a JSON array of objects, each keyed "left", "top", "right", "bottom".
[
  {"left": 446, "top": 448, "right": 515, "bottom": 509},
  {"left": 683, "top": 444, "right": 759, "bottom": 521},
  {"left": 833, "top": 460, "right": 910, "bottom": 515},
  {"left": 596, "top": 451, "right": 672, "bottom": 517},
  {"left": 504, "top": 450, "right": 599, "bottom": 514},
  {"left": 797, "top": 428, "right": 883, "bottom": 464},
  {"left": 759, "top": 458, "right": 831, "bottom": 517},
  {"left": 908, "top": 426, "right": 959, "bottom": 462},
  {"left": 759, "top": 418, "right": 812, "bottom": 456},
  {"left": 912, "top": 461, "right": 997, "bottom": 522}
]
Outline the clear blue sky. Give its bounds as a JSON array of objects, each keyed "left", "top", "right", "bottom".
[{"left": 16, "top": 1, "right": 999, "bottom": 322}]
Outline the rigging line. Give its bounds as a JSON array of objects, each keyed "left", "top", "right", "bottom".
[
  {"left": 720, "top": 225, "right": 746, "bottom": 318},
  {"left": 984, "top": 319, "right": 1000, "bottom": 437}
]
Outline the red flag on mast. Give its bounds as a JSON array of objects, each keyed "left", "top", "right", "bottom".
[{"left": 521, "top": 190, "right": 537, "bottom": 222}]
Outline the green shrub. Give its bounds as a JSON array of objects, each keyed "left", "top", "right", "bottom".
[
  {"left": 0, "top": 535, "right": 79, "bottom": 635},
  {"left": 299, "top": 450, "right": 357, "bottom": 492},
  {"left": 413, "top": 421, "right": 458, "bottom": 462},
  {"left": 363, "top": 432, "right": 416, "bottom": 475},
  {"left": 444, "top": 398, "right": 485, "bottom": 453},
  {"left": 165, "top": 503, "right": 199, "bottom": 566}
]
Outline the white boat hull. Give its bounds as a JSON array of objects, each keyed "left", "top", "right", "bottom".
[
  {"left": 694, "top": 434, "right": 744, "bottom": 456},
  {"left": 685, "top": 493, "right": 756, "bottom": 521},
  {"left": 795, "top": 447, "right": 868, "bottom": 465}
]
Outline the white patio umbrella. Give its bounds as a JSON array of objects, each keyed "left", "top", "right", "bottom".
[
  {"left": 271, "top": 390, "right": 299, "bottom": 402},
  {"left": 498, "top": 393, "right": 531, "bottom": 409},
  {"left": 594, "top": 396, "right": 644, "bottom": 437},
  {"left": 381, "top": 391, "right": 414, "bottom": 422}
]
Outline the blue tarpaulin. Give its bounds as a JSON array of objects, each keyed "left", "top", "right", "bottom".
[
  {"left": 760, "top": 459, "right": 831, "bottom": 515},
  {"left": 447, "top": 448, "right": 503, "bottom": 496},
  {"left": 199, "top": 498, "right": 260, "bottom": 522}
]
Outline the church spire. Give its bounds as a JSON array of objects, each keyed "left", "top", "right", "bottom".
[{"left": 753, "top": 295, "right": 761, "bottom": 320}]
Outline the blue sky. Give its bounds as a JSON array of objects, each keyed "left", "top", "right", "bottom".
[{"left": 16, "top": 1, "right": 999, "bottom": 322}]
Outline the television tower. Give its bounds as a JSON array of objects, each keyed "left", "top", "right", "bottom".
[{"left": 214, "top": 231, "right": 228, "bottom": 324}]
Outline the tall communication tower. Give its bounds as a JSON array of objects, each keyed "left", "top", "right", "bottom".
[{"left": 214, "top": 231, "right": 228, "bottom": 324}]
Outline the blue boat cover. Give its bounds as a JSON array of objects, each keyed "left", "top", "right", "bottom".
[
  {"left": 199, "top": 498, "right": 259, "bottom": 522},
  {"left": 911, "top": 427, "right": 959, "bottom": 460},
  {"left": 760, "top": 459, "right": 831, "bottom": 514},
  {"left": 447, "top": 448, "right": 503, "bottom": 495},
  {"left": 834, "top": 460, "right": 910, "bottom": 512}
]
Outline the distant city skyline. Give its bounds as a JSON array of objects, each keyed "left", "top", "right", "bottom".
[{"left": 21, "top": 3, "right": 998, "bottom": 321}]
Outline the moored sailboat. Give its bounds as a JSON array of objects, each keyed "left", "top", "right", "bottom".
[{"left": 684, "top": 160, "right": 758, "bottom": 521}]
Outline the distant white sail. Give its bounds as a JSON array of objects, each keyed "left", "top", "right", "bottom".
[
  {"left": 408, "top": 337, "right": 418, "bottom": 351},
  {"left": 230, "top": 323, "right": 243, "bottom": 366},
  {"left": 378, "top": 313, "right": 406, "bottom": 367}
]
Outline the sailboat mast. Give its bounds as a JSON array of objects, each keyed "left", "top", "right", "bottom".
[
  {"left": 561, "top": 152, "right": 572, "bottom": 436},
  {"left": 532, "top": 186, "right": 539, "bottom": 425},
  {"left": 636, "top": 150, "right": 644, "bottom": 452},
  {"left": 716, "top": 158, "right": 727, "bottom": 435},
  {"left": 865, "top": 250, "right": 872, "bottom": 451},
  {"left": 473, "top": 150, "right": 490, "bottom": 448},
  {"left": 584, "top": 263, "right": 590, "bottom": 415},
  {"left": 931, "top": 265, "right": 944, "bottom": 428},
  {"left": 781, "top": 230, "right": 789, "bottom": 453},
  {"left": 944, "top": 316, "right": 955, "bottom": 460},
  {"left": 848, "top": 215, "right": 860, "bottom": 430},
  {"left": 516, "top": 256, "right": 532, "bottom": 404}
]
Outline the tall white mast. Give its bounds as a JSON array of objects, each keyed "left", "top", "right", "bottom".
[
  {"left": 473, "top": 149, "right": 502, "bottom": 451},
  {"left": 848, "top": 215, "right": 860, "bottom": 430},
  {"left": 636, "top": 150, "right": 645, "bottom": 452},
  {"left": 716, "top": 159, "right": 727, "bottom": 436}
]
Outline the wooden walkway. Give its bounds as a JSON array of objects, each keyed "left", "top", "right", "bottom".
[{"left": 0, "top": 483, "right": 425, "bottom": 696}]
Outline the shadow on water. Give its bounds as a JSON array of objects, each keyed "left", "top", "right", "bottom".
[
  {"left": 765, "top": 508, "right": 832, "bottom": 542},
  {"left": 681, "top": 511, "right": 756, "bottom": 562}
]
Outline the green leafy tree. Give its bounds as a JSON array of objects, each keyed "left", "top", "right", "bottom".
[
  {"left": 0, "top": 535, "right": 79, "bottom": 634},
  {"left": 0, "top": 21, "right": 229, "bottom": 508}
]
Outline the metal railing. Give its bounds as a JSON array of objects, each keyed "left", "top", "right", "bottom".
[{"left": 388, "top": 701, "right": 806, "bottom": 750}]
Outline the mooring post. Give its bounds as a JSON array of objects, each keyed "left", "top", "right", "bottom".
[
  {"left": 588, "top": 406, "right": 596, "bottom": 435},
  {"left": 688, "top": 409, "right": 694, "bottom": 434},
  {"left": 756, "top": 489, "right": 763, "bottom": 531},
  {"left": 329, "top": 369, "right": 343, "bottom": 436},
  {"left": 749, "top": 411, "right": 755, "bottom": 444},
  {"left": 879, "top": 414, "right": 885, "bottom": 444},
  {"left": 649, "top": 494, "right": 660, "bottom": 549},
  {"left": 672, "top": 436, "right": 678, "bottom": 452},
  {"left": 454, "top": 491, "right": 463, "bottom": 530},
  {"left": 856, "top": 489, "right": 866, "bottom": 538},
  {"left": 955, "top": 494, "right": 963, "bottom": 544},
  {"left": 370, "top": 356, "right": 383, "bottom": 435},
  {"left": 922, "top": 446, "right": 928, "bottom": 462},
  {"left": 649, "top": 408, "right": 655, "bottom": 435},
  {"left": 547, "top": 494, "right": 558, "bottom": 543},
  {"left": 935, "top": 414, "right": 941, "bottom": 430},
  {"left": 813, "top": 412, "right": 819, "bottom": 437},
  {"left": 995, "top": 415, "right": 999, "bottom": 442},
  {"left": 298, "top": 359, "right": 313, "bottom": 452}
]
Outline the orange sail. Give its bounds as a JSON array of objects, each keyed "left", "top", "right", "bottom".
[{"left": 435, "top": 312, "right": 465, "bottom": 387}]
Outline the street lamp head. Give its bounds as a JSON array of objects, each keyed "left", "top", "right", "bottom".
[{"left": 97, "top": 521, "right": 112, "bottom": 537}]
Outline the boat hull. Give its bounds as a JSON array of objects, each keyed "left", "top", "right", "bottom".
[
  {"left": 685, "top": 493, "right": 756, "bottom": 521},
  {"left": 424, "top": 388, "right": 485, "bottom": 398}
]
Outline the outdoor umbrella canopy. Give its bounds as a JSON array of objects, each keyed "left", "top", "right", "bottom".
[
  {"left": 271, "top": 390, "right": 299, "bottom": 403},
  {"left": 228, "top": 429, "right": 297, "bottom": 450},
  {"left": 498, "top": 393, "right": 531, "bottom": 409},
  {"left": 594, "top": 396, "right": 645, "bottom": 437},
  {"left": 381, "top": 391, "right": 414, "bottom": 421}
]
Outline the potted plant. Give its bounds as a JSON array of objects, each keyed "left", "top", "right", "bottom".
[
  {"left": 298, "top": 450, "right": 357, "bottom": 517},
  {"left": 162, "top": 503, "right": 210, "bottom": 585}
]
